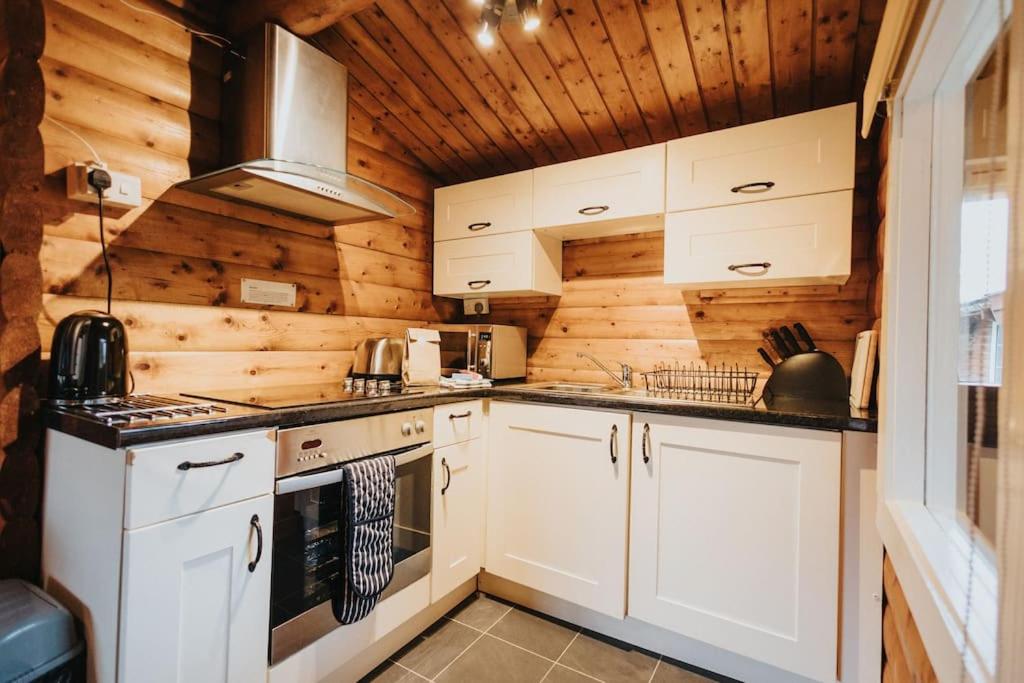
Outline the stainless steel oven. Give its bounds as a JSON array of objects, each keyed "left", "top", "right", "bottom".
[{"left": 270, "top": 409, "right": 433, "bottom": 664}]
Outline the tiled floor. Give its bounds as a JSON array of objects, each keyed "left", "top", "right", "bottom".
[{"left": 361, "top": 593, "right": 732, "bottom": 683}]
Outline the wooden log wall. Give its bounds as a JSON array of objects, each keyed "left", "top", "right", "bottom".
[
  {"left": 482, "top": 140, "right": 880, "bottom": 387},
  {"left": 882, "top": 555, "right": 938, "bottom": 682},
  {"left": 0, "top": 0, "right": 46, "bottom": 581},
  {"left": 35, "top": 0, "right": 456, "bottom": 397}
]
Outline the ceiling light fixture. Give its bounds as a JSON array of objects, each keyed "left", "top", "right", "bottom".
[
  {"left": 474, "top": 0, "right": 543, "bottom": 46},
  {"left": 518, "top": 0, "right": 541, "bottom": 31},
  {"left": 477, "top": 1, "right": 502, "bottom": 47}
]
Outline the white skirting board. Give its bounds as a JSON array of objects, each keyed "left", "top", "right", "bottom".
[{"left": 269, "top": 577, "right": 476, "bottom": 683}]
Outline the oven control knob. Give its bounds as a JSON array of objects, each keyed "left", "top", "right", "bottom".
[
  {"left": 414, "top": 420, "right": 426, "bottom": 434},
  {"left": 401, "top": 422, "right": 413, "bottom": 436}
]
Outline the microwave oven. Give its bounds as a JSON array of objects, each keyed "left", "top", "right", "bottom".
[{"left": 430, "top": 324, "right": 527, "bottom": 380}]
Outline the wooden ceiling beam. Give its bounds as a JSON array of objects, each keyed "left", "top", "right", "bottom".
[{"left": 228, "top": 0, "right": 376, "bottom": 37}]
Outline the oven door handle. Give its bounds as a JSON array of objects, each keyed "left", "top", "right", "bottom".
[{"left": 274, "top": 443, "right": 433, "bottom": 495}]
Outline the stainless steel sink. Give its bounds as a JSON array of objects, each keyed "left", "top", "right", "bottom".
[{"left": 519, "top": 382, "right": 618, "bottom": 395}]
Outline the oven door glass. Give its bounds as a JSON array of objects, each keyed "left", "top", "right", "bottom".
[{"left": 270, "top": 448, "right": 432, "bottom": 630}]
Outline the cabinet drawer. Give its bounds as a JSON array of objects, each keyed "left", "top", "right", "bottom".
[
  {"left": 533, "top": 144, "right": 665, "bottom": 234},
  {"left": 663, "top": 191, "right": 852, "bottom": 289},
  {"left": 433, "top": 400, "right": 484, "bottom": 448},
  {"left": 124, "top": 430, "right": 275, "bottom": 529},
  {"left": 434, "top": 231, "right": 562, "bottom": 298},
  {"left": 666, "top": 103, "right": 855, "bottom": 212},
  {"left": 435, "top": 170, "right": 533, "bottom": 241}
]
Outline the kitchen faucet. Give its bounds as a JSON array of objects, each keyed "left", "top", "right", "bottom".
[{"left": 577, "top": 352, "right": 633, "bottom": 388}]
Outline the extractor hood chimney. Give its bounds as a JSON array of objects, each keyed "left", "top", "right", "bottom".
[{"left": 175, "top": 24, "right": 413, "bottom": 225}]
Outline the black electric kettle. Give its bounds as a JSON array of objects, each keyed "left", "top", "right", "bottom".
[{"left": 47, "top": 310, "right": 129, "bottom": 405}]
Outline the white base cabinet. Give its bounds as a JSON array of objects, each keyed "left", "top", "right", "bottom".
[
  {"left": 431, "top": 401, "right": 486, "bottom": 602},
  {"left": 119, "top": 494, "right": 274, "bottom": 683},
  {"left": 485, "top": 402, "right": 630, "bottom": 618},
  {"left": 628, "top": 415, "right": 841, "bottom": 682}
]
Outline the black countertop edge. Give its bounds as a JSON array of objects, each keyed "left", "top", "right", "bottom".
[{"left": 45, "top": 387, "right": 877, "bottom": 449}]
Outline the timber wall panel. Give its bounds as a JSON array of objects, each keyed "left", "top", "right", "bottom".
[{"left": 33, "top": 0, "right": 456, "bottom": 405}]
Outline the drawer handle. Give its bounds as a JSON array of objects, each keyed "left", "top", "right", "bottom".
[
  {"left": 727, "top": 262, "right": 772, "bottom": 276},
  {"left": 467, "top": 280, "right": 491, "bottom": 289},
  {"left": 730, "top": 181, "right": 775, "bottom": 194},
  {"left": 578, "top": 205, "right": 609, "bottom": 216},
  {"left": 248, "top": 514, "right": 263, "bottom": 573},
  {"left": 642, "top": 423, "right": 651, "bottom": 464},
  {"left": 609, "top": 424, "right": 618, "bottom": 464},
  {"left": 177, "top": 451, "right": 244, "bottom": 471},
  {"left": 467, "top": 222, "right": 492, "bottom": 231},
  {"left": 441, "top": 457, "right": 452, "bottom": 495},
  {"left": 449, "top": 410, "right": 473, "bottom": 420}
]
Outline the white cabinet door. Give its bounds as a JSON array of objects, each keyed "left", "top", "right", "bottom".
[
  {"left": 666, "top": 103, "right": 855, "bottom": 212},
  {"left": 432, "top": 438, "right": 485, "bottom": 602},
  {"left": 486, "top": 402, "right": 630, "bottom": 618},
  {"left": 629, "top": 416, "right": 841, "bottom": 682},
  {"left": 663, "top": 190, "right": 852, "bottom": 289},
  {"left": 434, "top": 231, "right": 562, "bottom": 298},
  {"left": 119, "top": 495, "right": 273, "bottom": 683},
  {"left": 434, "top": 170, "right": 533, "bottom": 242},
  {"left": 533, "top": 144, "right": 665, "bottom": 236}
]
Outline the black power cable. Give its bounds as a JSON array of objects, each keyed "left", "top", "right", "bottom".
[{"left": 87, "top": 168, "right": 113, "bottom": 315}]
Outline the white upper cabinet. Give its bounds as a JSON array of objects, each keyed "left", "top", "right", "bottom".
[
  {"left": 628, "top": 416, "right": 841, "bottom": 682},
  {"left": 486, "top": 402, "right": 630, "bottom": 618},
  {"left": 663, "top": 190, "right": 853, "bottom": 288},
  {"left": 434, "top": 170, "right": 533, "bottom": 242},
  {"left": 665, "top": 103, "right": 856, "bottom": 212},
  {"left": 434, "top": 230, "right": 562, "bottom": 298},
  {"left": 533, "top": 144, "right": 666, "bottom": 237}
]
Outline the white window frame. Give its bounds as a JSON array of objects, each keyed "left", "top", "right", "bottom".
[{"left": 879, "top": 0, "right": 1007, "bottom": 680}]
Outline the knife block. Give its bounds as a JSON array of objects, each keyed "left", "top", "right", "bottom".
[{"left": 761, "top": 351, "right": 848, "bottom": 409}]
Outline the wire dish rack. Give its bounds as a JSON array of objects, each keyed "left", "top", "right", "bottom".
[{"left": 641, "top": 363, "right": 759, "bottom": 405}]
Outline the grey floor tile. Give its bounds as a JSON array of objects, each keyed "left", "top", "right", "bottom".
[
  {"left": 447, "top": 593, "right": 511, "bottom": 631},
  {"left": 489, "top": 607, "right": 578, "bottom": 660},
  {"left": 559, "top": 631, "right": 658, "bottom": 683},
  {"left": 652, "top": 658, "right": 715, "bottom": 683},
  {"left": 393, "top": 619, "right": 478, "bottom": 678},
  {"left": 359, "top": 660, "right": 420, "bottom": 682},
  {"left": 543, "top": 664, "right": 597, "bottom": 682},
  {"left": 436, "top": 634, "right": 551, "bottom": 683}
]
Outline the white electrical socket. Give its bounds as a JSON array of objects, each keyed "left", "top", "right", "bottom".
[
  {"left": 463, "top": 297, "right": 490, "bottom": 315},
  {"left": 66, "top": 163, "right": 142, "bottom": 209}
]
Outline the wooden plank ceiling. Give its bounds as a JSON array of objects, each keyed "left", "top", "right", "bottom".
[{"left": 307, "top": 0, "right": 885, "bottom": 185}]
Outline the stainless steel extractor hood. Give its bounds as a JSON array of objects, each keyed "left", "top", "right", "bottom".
[{"left": 175, "top": 24, "right": 413, "bottom": 225}]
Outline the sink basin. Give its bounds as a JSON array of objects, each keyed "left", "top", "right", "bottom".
[{"left": 521, "top": 382, "right": 617, "bottom": 394}]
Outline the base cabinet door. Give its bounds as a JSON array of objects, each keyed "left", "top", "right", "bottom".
[
  {"left": 486, "top": 402, "right": 630, "bottom": 618},
  {"left": 628, "top": 416, "right": 841, "bottom": 682},
  {"left": 432, "top": 438, "right": 485, "bottom": 602},
  {"left": 119, "top": 494, "right": 273, "bottom": 683}
]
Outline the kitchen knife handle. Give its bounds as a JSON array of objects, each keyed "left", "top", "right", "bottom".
[
  {"left": 467, "top": 222, "right": 491, "bottom": 231},
  {"left": 767, "top": 330, "right": 790, "bottom": 359},
  {"left": 758, "top": 348, "right": 777, "bottom": 368},
  {"left": 730, "top": 181, "right": 776, "bottom": 194},
  {"left": 780, "top": 326, "right": 802, "bottom": 354},
  {"left": 248, "top": 514, "right": 263, "bottom": 573},
  {"left": 727, "top": 262, "right": 771, "bottom": 276},
  {"left": 794, "top": 323, "right": 816, "bottom": 350}
]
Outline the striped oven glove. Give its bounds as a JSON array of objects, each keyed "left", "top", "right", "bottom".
[{"left": 332, "top": 454, "right": 397, "bottom": 624}]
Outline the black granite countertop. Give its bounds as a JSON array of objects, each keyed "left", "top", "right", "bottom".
[{"left": 46, "top": 384, "right": 876, "bottom": 449}]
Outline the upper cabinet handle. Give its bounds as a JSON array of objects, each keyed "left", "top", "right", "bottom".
[
  {"left": 578, "top": 205, "right": 610, "bottom": 216},
  {"left": 467, "top": 222, "right": 491, "bottom": 231},
  {"left": 467, "top": 280, "right": 492, "bottom": 289},
  {"left": 727, "top": 262, "right": 772, "bottom": 276},
  {"left": 730, "top": 181, "right": 775, "bottom": 194},
  {"left": 177, "top": 452, "right": 244, "bottom": 471},
  {"left": 609, "top": 424, "right": 618, "bottom": 464}
]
